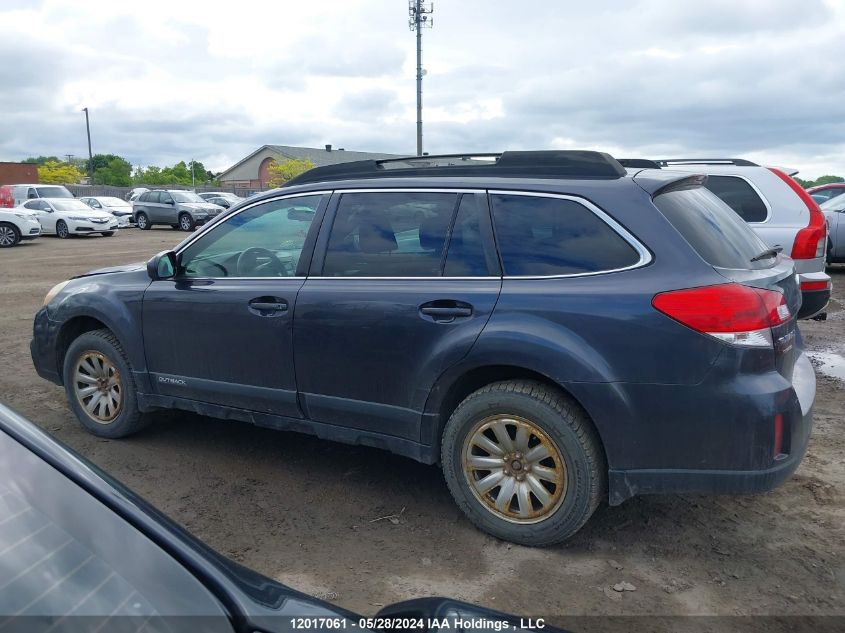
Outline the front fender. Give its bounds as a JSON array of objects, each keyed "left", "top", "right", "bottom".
[{"left": 48, "top": 271, "right": 150, "bottom": 389}]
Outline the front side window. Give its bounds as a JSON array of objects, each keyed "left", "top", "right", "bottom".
[
  {"left": 703, "top": 175, "right": 769, "bottom": 223},
  {"left": 490, "top": 193, "right": 640, "bottom": 276},
  {"left": 322, "top": 192, "right": 458, "bottom": 277},
  {"left": 179, "top": 195, "right": 322, "bottom": 278}
]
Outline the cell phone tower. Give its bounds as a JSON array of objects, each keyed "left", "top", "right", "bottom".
[{"left": 409, "top": 0, "right": 434, "bottom": 156}]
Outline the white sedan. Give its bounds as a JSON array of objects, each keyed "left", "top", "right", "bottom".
[
  {"left": 20, "top": 198, "right": 119, "bottom": 238},
  {"left": 79, "top": 196, "right": 134, "bottom": 228},
  {"left": 0, "top": 208, "right": 41, "bottom": 247}
]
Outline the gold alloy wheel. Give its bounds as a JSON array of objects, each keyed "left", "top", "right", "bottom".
[
  {"left": 462, "top": 415, "right": 567, "bottom": 523},
  {"left": 73, "top": 351, "right": 123, "bottom": 423}
]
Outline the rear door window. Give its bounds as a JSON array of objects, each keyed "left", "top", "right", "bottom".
[
  {"left": 322, "top": 192, "right": 458, "bottom": 277},
  {"left": 703, "top": 175, "right": 769, "bottom": 222},
  {"left": 490, "top": 193, "right": 641, "bottom": 276},
  {"left": 654, "top": 186, "right": 774, "bottom": 270}
]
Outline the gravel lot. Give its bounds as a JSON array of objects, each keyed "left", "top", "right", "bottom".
[{"left": 1, "top": 229, "right": 843, "bottom": 624}]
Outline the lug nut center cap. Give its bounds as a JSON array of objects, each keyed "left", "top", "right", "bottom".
[{"left": 511, "top": 460, "right": 523, "bottom": 471}]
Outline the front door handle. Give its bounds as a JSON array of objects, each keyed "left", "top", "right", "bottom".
[
  {"left": 419, "top": 300, "right": 473, "bottom": 322},
  {"left": 248, "top": 297, "right": 288, "bottom": 314}
]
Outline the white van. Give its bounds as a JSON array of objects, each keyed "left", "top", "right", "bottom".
[{"left": 11, "top": 184, "right": 74, "bottom": 207}]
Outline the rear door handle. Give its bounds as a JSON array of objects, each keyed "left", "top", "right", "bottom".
[
  {"left": 419, "top": 300, "right": 473, "bottom": 321},
  {"left": 248, "top": 297, "right": 288, "bottom": 314}
]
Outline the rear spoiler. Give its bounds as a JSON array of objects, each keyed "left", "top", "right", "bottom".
[{"left": 632, "top": 171, "right": 708, "bottom": 196}]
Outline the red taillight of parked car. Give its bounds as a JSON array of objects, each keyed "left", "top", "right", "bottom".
[
  {"left": 652, "top": 283, "right": 791, "bottom": 347},
  {"left": 799, "top": 280, "right": 832, "bottom": 292},
  {"left": 768, "top": 168, "right": 827, "bottom": 259}
]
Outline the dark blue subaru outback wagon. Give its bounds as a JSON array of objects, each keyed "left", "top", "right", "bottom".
[{"left": 31, "top": 151, "right": 816, "bottom": 545}]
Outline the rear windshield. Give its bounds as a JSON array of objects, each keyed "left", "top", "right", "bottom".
[{"left": 654, "top": 187, "right": 775, "bottom": 270}]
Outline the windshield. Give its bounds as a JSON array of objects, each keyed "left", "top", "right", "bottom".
[
  {"left": 820, "top": 191, "right": 845, "bottom": 210},
  {"left": 36, "top": 186, "right": 72, "bottom": 198},
  {"left": 99, "top": 197, "right": 130, "bottom": 207},
  {"left": 171, "top": 192, "right": 204, "bottom": 203},
  {"left": 53, "top": 200, "right": 97, "bottom": 212},
  {"left": 0, "top": 427, "right": 230, "bottom": 626}
]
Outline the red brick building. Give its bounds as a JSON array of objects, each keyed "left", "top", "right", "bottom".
[{"left": 0, "top": 162, "right": 38, "bottom": 186}]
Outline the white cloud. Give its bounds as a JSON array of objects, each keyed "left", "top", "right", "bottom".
[{"left": 0, "top": 0, "right": 843, "bottom": 178}]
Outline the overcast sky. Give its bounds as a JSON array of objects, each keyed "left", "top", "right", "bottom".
[{"left": 1, "top": 0, "right": 843, "bottom": 178}]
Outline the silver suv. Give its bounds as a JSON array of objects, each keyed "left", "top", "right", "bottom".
[
  {"left": 132, "top": 190, "right": 224, "bottom": 231},
  {"left": 645, "top": 159, "right": 831, "bottom": 319}
]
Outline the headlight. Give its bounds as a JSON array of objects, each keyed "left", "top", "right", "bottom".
[{"left": 43, "top": 280, "right": 71, "bottom": 306}]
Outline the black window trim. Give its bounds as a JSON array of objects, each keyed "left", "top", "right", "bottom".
[
  {"left": 704, "top": 173, "right": 772, "bottom": 224},
  {"left": 488, "top": 190, "right": 653, "bottom": 279},
  {"left": 172, "top": 190, "right": 332, "bottom": 281},
  {"left": 309, "top": 188, "right": 502, "bottom": 280}
]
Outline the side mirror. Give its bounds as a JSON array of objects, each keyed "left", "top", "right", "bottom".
[
  {"left": 147, "top": 250, "right": 177, "bottom": 280},
  {"left": 165, "top": 199, "right": 175, "bottom": 205}
]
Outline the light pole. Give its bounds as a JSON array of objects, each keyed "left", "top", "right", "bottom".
[
  {"left": 409, "top": 0, "right": 433, "bottom": 156},
  {"left": 81, "top": 107, "right": 93, "bottom": 180}
]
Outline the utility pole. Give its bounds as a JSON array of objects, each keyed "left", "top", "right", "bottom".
[
  {"left": 65, "top": 154, "right": 74, "bottom": 164},
  {"left": 409, "top": 0, "right": 433, "bottom": 156},
  {"left": 81, "top": 107, "right": 93, "bottom": 179},
  {"left": 191, "top": 160, "right": 195, "bottom": 187}
]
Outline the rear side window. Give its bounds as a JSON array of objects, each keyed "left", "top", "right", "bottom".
[
  {"left": 704, "top": 175, "right": 768, "bottom": 222},
  {"left": 490, "top": 193, "right": 640, "bottom": 276},
  {"left": 322, "top": 192, "right": 458, "bottom": 277},
  {"left": 654, "top": 187, "right": 773, "bottom": 270}
]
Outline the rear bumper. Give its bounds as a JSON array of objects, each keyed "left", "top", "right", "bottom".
[
  {"left": 577, "top": 350, "right": 816, "bottom": 506},
  {"left": 797, "top": 270, "right": 831, "bottom": 319},
  {"left": 608, "top": 404, "right": 812, "bottom": 504}
]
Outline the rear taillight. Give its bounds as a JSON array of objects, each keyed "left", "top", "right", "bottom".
[
  {"left": 652, "top": 283, "right": 791, "bottom": 347},
  {"left": 800, "top": 280, "right": 831, "bottom": 292},
  {"left": 769, "top": 167, "right": 827, "bottom": 259}
]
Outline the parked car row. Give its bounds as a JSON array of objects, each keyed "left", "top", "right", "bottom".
[{"left": 0, "top": 183, "right": 246, "bottom": 246}]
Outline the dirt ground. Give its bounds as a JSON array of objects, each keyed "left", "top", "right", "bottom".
[{"left": 0, "top": 229, "right": 843, "bottom": 624}]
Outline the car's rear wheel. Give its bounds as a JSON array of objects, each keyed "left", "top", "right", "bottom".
[
  {"left": 441, "top": 380, "right": 605, "bottom": 546},
  {"left": 178, "top": 213, "right": 195, "bottom": 231},
  {"left": 63, "top": 329, "right": 149, "bottom": 438},
  {"left": 56, "top": 220, "right": 70, "bottom": 239},
  {"left": 0, "top": 222, "right": 20, "bottom": 247},
  {"left": 136, "top": 212, "right": 150, "bottom": 230}
]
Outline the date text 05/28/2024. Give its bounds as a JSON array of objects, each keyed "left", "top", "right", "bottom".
[{"left": 290, "top": 617, "right": 546, "bottom": 631}]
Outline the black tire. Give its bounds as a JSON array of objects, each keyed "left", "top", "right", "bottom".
[
  {"left": 178, "top": 213, "right": 195, "bottom": 232},
  {"left": 0, "top": 222, "right": 21, "bottom": 247},
  {"left": 62, "top": 329, "right": 150, "bottom": 438},
  {"left": 102, "top": 231, "right": 115, "bottom": 237},
  {"left": 441, "top": 380, "right": 605, "bottom": 546},
  {"left": 136, "top": 212, "right": 150, "bottom": 230},
  {"left": 56, "top": 220, "right": 70, "bottom": 239}
]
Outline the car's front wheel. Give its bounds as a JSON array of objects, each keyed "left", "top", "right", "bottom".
[
  {"left": 56, "top": 220, "right": 70, "bottom": 239},
  {"left": 0, "top": 222, "right": 20, "bottom": 247},
  {"left": 178, "top": 213, "right": 195, "bottom": 231},
  {"left": 62, "top": 329, "right": 150, "bottom": 438},
  {"left": 136, "top": 212, "right": 150, "bottom": 230},
  {"left": 441, "top": 380, "right": 605, "bottom": 546}
]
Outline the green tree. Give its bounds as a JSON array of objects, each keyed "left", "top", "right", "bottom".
[
  {"left": 24, "top": 156, "right": 61, "bottom": 165},
  {"left": 266, "top": 158, "right": 315, "bottom": 187},
  {"left": 796, "top": 174, "right": 844, "bottom": 189},
  {"left": 92, "top": 156, "right": 132, "bottom": 186},
  {"left": 37, "top": 160, "right": 84, "bottom": 184}
]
